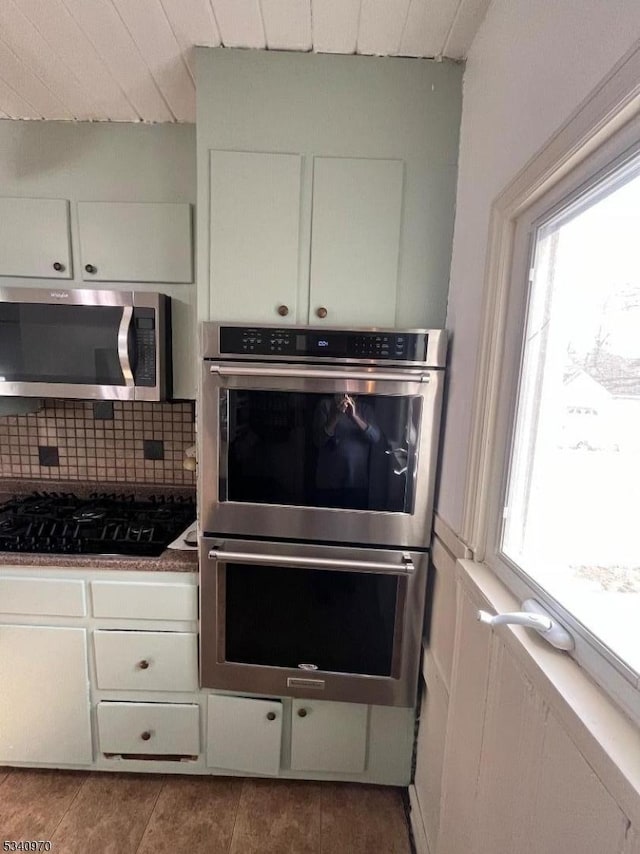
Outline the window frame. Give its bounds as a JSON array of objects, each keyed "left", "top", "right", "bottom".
[{"left": 465, "top": 60, "right": 640, "bottom": 726}]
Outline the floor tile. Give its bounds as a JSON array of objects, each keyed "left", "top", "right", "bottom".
[
  {"left": 320, "top": 783, "right": 411, "bottom": 854},
  {"left": 137, "top": 775, "right": 243, "bottom": 854},
  {"left": 229, "top": 779, "right": 322, "bottom": 854},
  {"left": 50, "top": 773, "right": 163, "bottom": 854},
  {"left": 0, "top": 769, "right": 87, "bottom": 839}
]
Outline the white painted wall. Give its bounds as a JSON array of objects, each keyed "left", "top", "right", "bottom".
[{"left": 438, "top": 0, "right": 640, "bottom": 531}]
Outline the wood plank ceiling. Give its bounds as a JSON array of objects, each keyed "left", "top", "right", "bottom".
[{"left": 0, "top": 0, "right": 491, "bottom": 122}]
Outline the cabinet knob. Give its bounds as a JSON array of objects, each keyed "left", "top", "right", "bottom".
[
  {"left": 85, "top": 263, "right": 97, "bottom": 274},
  {"left": 138, "top": 659, "right": 150, "bottom": 670},
  {"left": 140, "top": 731, "right": 152, "bottom": 741},
  {"left": 266, "top": 711, "right": 276, "bottom": 721},
  {"left": 52, "top": 261, "right": 65, "bottom": 272},
  {"left": 316, "top": 307, "right": 328, "bottom": 319},
  {"left": 277, "top": 304, "right": 289, "bottom": 317},
  {"left": 297, "top": 708, "right": 308, "bottom": 718}
]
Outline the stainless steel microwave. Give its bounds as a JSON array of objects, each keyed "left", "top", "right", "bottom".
[{"left": 0, "top": 287, "right": 171, "bottom": 401}]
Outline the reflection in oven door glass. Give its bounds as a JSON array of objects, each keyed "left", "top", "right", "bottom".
[
  {"left": 222, "top": 391, "right": 421, "bottom": 513},
  {"left": 225, "top": 563, "right": 399, "bottom": 676}
]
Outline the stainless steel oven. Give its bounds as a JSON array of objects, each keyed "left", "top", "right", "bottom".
[
  {"left": 200, "top": 323, "right": 447, "bottom": 549},
  {"left": 0, "top": 287, "right": 170, "bottom": 401},
  {"left": 200, "top": 536, "right": 428, "bottom": 706}
]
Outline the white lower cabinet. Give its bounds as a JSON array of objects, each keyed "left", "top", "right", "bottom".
[
  {"left": 93, "top": 630, "right": 198, "bottom": 692},
  {"left": 290, "top": 699, "right": 368, "bottom": 773},
  {"left": 97, "top": 702, "right": 200, "bottom": 756},
  {"left": 206, "top": 695, "right": 368, "bottom": 777},
  {"left": 207, "top": 695, "right": 283, "bottom": 776},
  {"left": 0, "top": 624, "right": 92, "bottom": 765}
]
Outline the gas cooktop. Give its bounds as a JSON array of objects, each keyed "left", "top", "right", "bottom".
[{"left": 0, "top": 492, "right": 196, "bottom": 557}]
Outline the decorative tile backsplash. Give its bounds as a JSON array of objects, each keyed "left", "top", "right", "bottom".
[{"left": 0, "top": 400, "right": 195, "bottom": 486}]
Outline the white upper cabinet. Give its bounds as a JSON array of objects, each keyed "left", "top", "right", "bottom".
[
  {"left": 0, "top": 197, "right": 72, "bottom": 279},
  {"left": 209, "top": 150, "right": 301, "bottom": 323},
  {"left": 309, "top": 157, "right": 403, "bottom": 326},
  {"left": 78, "top": 201, "right": 193, "bottom": 283}
]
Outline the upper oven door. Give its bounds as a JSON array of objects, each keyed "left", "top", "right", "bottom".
[
  {"left": 0, "top": 288, "right": 165, "bottom": 401},
  {"left": 200, "top": 361, "right": 445, "bottom": 548}
]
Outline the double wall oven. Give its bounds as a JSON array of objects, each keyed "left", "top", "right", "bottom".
[{"left": 199, "top": 323, "right": 447, "bottom": 707}]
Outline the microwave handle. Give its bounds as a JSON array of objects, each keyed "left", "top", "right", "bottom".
[
  {"left": 207, "top": 548, "right": 415, "bottom": 575},
  {"left": 118, "top": 306, "right": 135, "bottom": 387},
  {"left": 210, "top": 365, "right": 430, "bottom": 384}
]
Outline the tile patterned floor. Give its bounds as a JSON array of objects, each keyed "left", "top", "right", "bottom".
[{"left": 0, "top": 769, "right": 413, "bottom": 854}]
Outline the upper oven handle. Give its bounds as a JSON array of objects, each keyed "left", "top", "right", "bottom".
[
  {"left": 118, "top": 306, "right": 134, "bottom": 387},
  {"left": 209, "top": 365, "right": 430, "bottom": 383},
  {"left": 208, "top": 548, "right": 415, "bottom": 575}
]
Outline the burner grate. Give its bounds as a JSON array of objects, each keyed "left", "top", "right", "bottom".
[{"left": 0, "top": 492, "right": 195, "bottom": 557}]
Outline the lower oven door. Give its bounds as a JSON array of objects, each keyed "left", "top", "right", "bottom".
[{"left": 200, "top": 537, "right": 428, "bottom": 707}]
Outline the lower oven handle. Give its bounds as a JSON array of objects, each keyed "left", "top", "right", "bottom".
[
  {"left": 210, "top": 365, "right": 429, "bottom": 383},
  {"left": 207, "top": 549, "right": 415, "bottom": 575}
]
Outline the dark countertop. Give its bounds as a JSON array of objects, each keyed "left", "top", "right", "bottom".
[{"left": 0, "top": 479, "right": 198, "bottom": 574}]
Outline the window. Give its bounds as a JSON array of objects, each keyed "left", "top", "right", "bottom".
[{"left": 484, "top": 119, "right": 640, "bottom": 722}]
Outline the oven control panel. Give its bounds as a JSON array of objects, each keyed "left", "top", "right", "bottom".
[{"left": 219, "top": 326, "right": 427, "bottom": 362}]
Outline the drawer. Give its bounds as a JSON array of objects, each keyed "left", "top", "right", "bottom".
[
  {"left": 93, "top": 630, "right": 198, "bottom": 692},
  {"left": 97, "top": 701, "right": 200, "bottom": 756},
  {"left": 91, "top": 580, "right": 197, "bottom": 621},
  {"left": 0, "top": 576, "right": 86, "bottom": 617}
]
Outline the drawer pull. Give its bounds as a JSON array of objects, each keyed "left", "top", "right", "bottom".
[
  {"left": 137, "top": 659, "right": 150, "bottom": 670},
  {"left": 297, "top": 708, "right": 308, "bottom": 718},
  {"left": 140, "top": 731, "right": 152, "bottom": 741},
  {"left": 266, "top": 711, "right": 276, "bottom": 721}
]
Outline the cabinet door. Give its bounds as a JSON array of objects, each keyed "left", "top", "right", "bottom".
[
  {"left": 290, "top": 699, "right": 367, "bottom": 773},
  {"left": 78, "top": 201, "right": 192, "bottom": 283},
  {"left": 207, "top": 694, "right": 283, "bottom": 775},
  {"left": 0, "top": 197, "right": 72, "bottom": 279},
  {"left": 309, "top": 158, "right": 404, "bottom": 327},
  {"left": 209, "top": 150, "right": 301, "bottom": 323},
  {"left": 0, "top": 625, "right": 92, "bottom": 765}
]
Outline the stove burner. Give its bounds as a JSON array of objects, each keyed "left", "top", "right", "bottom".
[
  {"left": 0, "top": 492, "right": 195, "bottom": 557},
  {"left": 128, "top": 524, "right": 154, "bottom": 538},
  {"left": 72, "top": 508, "right": 107, "bottom": 523},
  {"left": 17, "top": 498, "right": 55, "bottom": 515}
]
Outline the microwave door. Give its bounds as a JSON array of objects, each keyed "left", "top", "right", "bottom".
[{"left": 0, "top": 300, "right": 135, "bottom": 400}]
